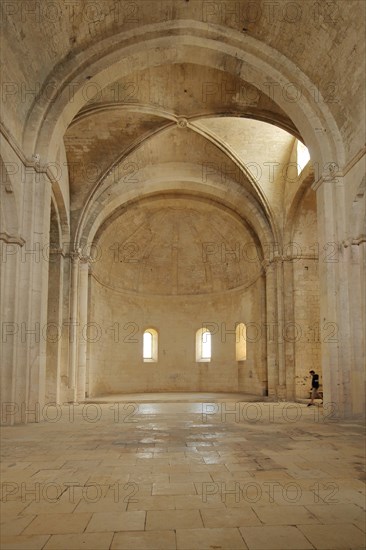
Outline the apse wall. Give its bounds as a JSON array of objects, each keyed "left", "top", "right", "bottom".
[
  {"left": 87, "top": 280, "right": 265, "bottom": 395},
  {"left": 86, "top": 197, "right": 266, "bottom": 396}
]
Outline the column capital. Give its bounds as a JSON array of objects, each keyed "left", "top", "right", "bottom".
[
  {"left": 70, "top": 251, "right": 81, "bottom": 262},
  {"left": 69, "top": 249, "right": 92, "bottom": 264},
  {"left": 342, "top": 235, "right": 366, "bottom": 248},
  {"left": 262, "top": 254, "right": 284, "bottom": 270},
  {"left": 49, "top": 247, "right": 67, "bottom": 257},
  {"left": 79, "top": 255, "right": 92, "bottom": 267},
  {"left": 0, "top": 232, "right": 25, "bottom": 246}
]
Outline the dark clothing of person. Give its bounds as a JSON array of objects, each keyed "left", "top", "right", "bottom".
[{"left": 311, "top": 373, "right": 319, "bottom": 389}]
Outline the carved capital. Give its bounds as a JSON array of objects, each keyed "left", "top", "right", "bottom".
[{"left": 0, "top": 232, "right": 25, "bottom": 246}]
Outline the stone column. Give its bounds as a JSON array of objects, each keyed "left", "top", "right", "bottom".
[
  {"left": 76, "top": 257, "right": 90, "bottom": 402},
  {"left": 0, "top": 236, "right": 23, "bottom": 424},
  {"left": 314, "top": 176, "right": 342, "bottom": 413},
  {"left": 45, "top": 248, "right": 64, "bottom": 403},
  {"left": 68, "top": 252, "right": 80, "bottom": 401},
  {"left": 274, "top": 256, "right": 286, "bottom": 397},
  {"left": 13, "top": 169, "right": 52, "bottom": 423},
  {"left": 85, "top": 266, "right": 93, "bottom": 399},
  {"left": 59, "top": 251, "right": 71, "bottom": 403},
  {"left": 283, "top": 258, "right": 295, "bottom": 400},
  {"left": 348, "top": 239, "right": 366, "bottom": 415},
  {"left": 264, "top": 261, "right": 278, "bottom": 397},
  {"left": 337, "top": 241, "right": 353, "bottom": 417},
  {"left": 259, "top": 273, "right": 269, "bottom": 396}
]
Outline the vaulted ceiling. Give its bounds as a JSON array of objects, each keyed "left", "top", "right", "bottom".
[{"left": 1, "top": 0, "right": 364, "bottom": 255}]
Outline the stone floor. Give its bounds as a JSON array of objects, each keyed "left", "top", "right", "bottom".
[
  {"left": 1, "top": 395, "right": 365, "bottom": 549},
  {"left": 84, "top": 392, "right": 267, "bottom": 403}
]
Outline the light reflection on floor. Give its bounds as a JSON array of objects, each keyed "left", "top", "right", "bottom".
[{"left": 1, "top": 396, "right": 364, "bottom": 550}]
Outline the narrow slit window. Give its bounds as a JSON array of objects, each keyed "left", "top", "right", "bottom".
[
  {"left": 201, "top": 331, "right": 211, "bottom": 359},
  {"left": 196, "top": 327, "right": 211, "bottom": 362},
  {"left": 143, "top": 331, "right": 153, "bottom": 359},
  {"left": 236, "top": 323, "right": 247, "bottom": 361},
  {"left": 143, "top": 329, "right": 158, "bottom": 362}
]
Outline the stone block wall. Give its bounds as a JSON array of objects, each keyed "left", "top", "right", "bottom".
[{"left": 88, "top": 278, "right": 265, "bottom": 396}]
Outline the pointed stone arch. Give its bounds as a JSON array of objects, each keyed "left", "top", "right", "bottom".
[{"left": 23, "top": 21, "right": 345, "bottom": 175}]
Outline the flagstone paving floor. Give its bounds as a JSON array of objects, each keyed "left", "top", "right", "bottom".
[{"left": 1, "top": 396, "right": 365, "bottom": 549}]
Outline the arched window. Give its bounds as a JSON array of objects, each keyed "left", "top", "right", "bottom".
[
  {"left": 196, "top": 327, "right": 212, "bottom": 362},
  {"left": 143, "top": 329, "right": 158, "bottom": 362},
  {"left": 236, "top": 323, "right": 247, "bottom": 361},
  {"left": 296, "top": 140, "right": 310, "bottom": 175}
]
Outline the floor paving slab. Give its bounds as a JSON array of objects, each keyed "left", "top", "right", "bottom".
[{"left": 1, "top": 398, "right": 365, "bottom": 550}]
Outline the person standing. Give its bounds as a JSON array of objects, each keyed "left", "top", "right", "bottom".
[{"left": 307, "top": 370, "right": 320, "bottom": 406}]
